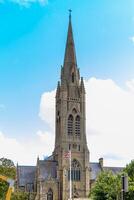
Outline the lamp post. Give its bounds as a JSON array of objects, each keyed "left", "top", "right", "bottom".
[{"left": 121, "top": 174, "right": 128, "bottom": 200}]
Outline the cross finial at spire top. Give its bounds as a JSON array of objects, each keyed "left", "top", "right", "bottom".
[{"left": 69, "top": 9, "right": 72, "bottom": 19}]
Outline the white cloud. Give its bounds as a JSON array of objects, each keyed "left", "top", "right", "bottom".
[
  {"left": 39, "top": 90, "right": 56, "bottom": 132},
  {"left": 86, "top": 78, "right": 134, "bottom": 166},
  {"left": 0, "top": 0, "right": 47, "bottom": 6},
  {"left": 1, "top": 78, "right": 134, "bottom": 167},
  {"left": 0, "top": 130, "right": 54, "bottom": 165},
  {"left": 37, "top": 130, "right": 55, "bottom": 153},
  {"left": 39, "top": 78, "right": 134, "bottom": 167},
  {"left": 129, "top": 36, "right": 134, "bottom": 44},
  {"left": 126, "top": 79, "right": 134, "bottom": 93}
]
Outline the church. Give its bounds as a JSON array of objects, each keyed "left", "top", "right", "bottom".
[{"left": 16, "top": 13, "right": 123, "bottom": 200}]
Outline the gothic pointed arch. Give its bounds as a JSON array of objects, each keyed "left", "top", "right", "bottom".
[
  {"left": 68, "top": 159, "right": 81, "bottom": 181},
  {"left": 72, "top": 72, "right": 75, "bottom": 83},
  {"left": 69, "top": 104, "right": 80, "bottom": 115},
  {"left": 68, "top": 114, "right": 73, "bottom": 135},
  {"left": 47, "top": 188, "right": 53, "bottom": 200},
  {"left": 72, "top": 108, "right": 77, "bottom": 114},
  {"left": 75, "top": 115, "right": 80, "bottom": 136}
]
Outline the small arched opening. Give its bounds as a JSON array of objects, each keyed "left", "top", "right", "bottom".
[
  {"left": 47, "top": 188, "right": 53, "bottom": 200},
  {"left": 72, "top": 72, "right": 74, "bottom": 83}
]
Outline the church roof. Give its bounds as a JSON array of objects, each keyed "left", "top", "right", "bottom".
[
  {"left": 17, "top": 166, "right": 36, "bottom": 186},
  {"left": 17, "top": 160, "right": 124, "bottom": 188},
  {"left": 38, "top": 160, "right": 57, "bottom": 180},
  {"left": 90, "top": 162, "right": 102, "bottom": 180},
  {"left": 103, "top": 166, "right": 124, "bottom": 174},
  {"left": 17, "top": 159, "right": 58, "bottom": 188},
  {"left": 90, "top": 162, "right": 124, "bottom": 181}
]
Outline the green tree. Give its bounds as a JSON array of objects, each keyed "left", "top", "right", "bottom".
[
  {"left": 90, "top": 171, "right": 121, "bottom": 200},
  {"left": 11, "top": 192, "right": 29, "bottom": 200},
  {"left": 124, "top": 160, "right": 134, "bottom": 200},
  {"left": 124, "top": 160, "right": 134, "bottom": 181},
  {"left": 0, "top": 157, "right": 16, "bottom": 200},
  {"left": 0, "top": 157, "right": 29, "bottom": 200}
]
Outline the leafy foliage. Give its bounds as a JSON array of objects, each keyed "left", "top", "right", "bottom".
[
  {"left": 11, "top": 192, "right": 29, "bottom": 200},
  {"left": 90, "top": 160, "right": 134, "bottom": 200},
  {"left": 90, "top": 170, "right": 121, "bottom": 200},
  {"left": 0, "top": 157, "right": 16, "bottom": 199},
  {"left": 124, "top": 160, "right": 134, "bottom": 199},
  {"left": 124, "top": 160, "right": 134, "bottom": 181},
  {"left": 0, "top": 157, "right": 34, "bottom": 200},
  {"left": 0, "top": 158, "right": 15, "bottom": 168}
]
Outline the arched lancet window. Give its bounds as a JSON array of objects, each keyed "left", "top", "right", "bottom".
[
  {"left": 72, "top": 72, "right": 74, "bottom": 83},
  {"left": 75, "top": 115, "right": 80, "bottom": 136},
  {"left": 47, "top": 188, "right": 53, "bottom": 200},
  {"left": 68, "top": 159, "right": 81, "bottom": 181},
  {"left": 68, "top": 115, "right": 73, "bottom": 135}
]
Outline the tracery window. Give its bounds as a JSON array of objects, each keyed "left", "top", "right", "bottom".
[
  {"left": 68, "top": 159, "right": 81, "bottom": 181},
  {"left": 47, "top": 188, "right": 53, "bottom": 200},
  {"left": 75, "top": 115, "right": 80, "bottom": 136},
  {"left": 68, "top": 115, "right": 73, "bottom": 135}
]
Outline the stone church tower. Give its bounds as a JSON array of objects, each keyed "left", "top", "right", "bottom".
[
  {"left": 53, "top": 12, "right": 90, "bottom": 199},
  {"left": 17, "top": 13, "right": 90, "bottom": 200},
  {"left": 17, "top": 13, "right": 124, "bottom": 200}
]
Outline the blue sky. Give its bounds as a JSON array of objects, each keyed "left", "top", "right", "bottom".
[{"left": 0, "top": 0, "right": 134, "bottom": 165}]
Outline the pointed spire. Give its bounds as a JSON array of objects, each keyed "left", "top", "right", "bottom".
[
  {"left": 69, "top": 9, "right": 72, "bottom": 20},
  {"left": 56, "top": 81, "right": 60, "bottom": 97},
  {"left": 36, "top": 155, "right": 39, "bottom": 166},
  {"left": 80, "top": 77, "right": 86, "bottom": 94},
  {"left": 37, "top": 155, "right": 39, "bottom": 162},
  {"left": 63, "top": 10, "right": 77, "bottom": 67},
  {"left": 61, "top": 12, "right": 80, "bottom": 85}
]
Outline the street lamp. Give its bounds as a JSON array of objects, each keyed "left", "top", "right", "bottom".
[{"left": 121, "top": 174, "right": 128, "bottom": 200}]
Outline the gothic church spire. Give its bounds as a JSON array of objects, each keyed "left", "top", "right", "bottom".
[
  {"left": 61, "top": 11, "right": 80, "bottom": 85},
  {"left": 63, "top": 11, "right": 77, "bottom": 67}
]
